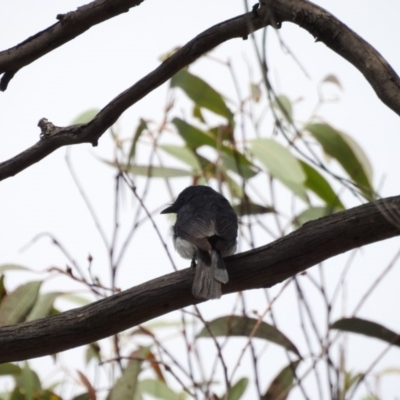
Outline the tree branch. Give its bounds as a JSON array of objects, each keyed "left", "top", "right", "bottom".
[
  {"left": 0, "top": 195, "right": 399, "bottom": 362},
  {"left": 1, "top": 0, "right": 399, "bottom": 181},
  {"left": 0, "top": 0, "right": 144, "bottom": 90}
]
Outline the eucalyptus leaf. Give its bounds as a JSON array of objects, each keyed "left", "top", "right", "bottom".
[
  {"left": 0, "top": 275, "right": 5, "bottom": 304},
  {"left": 305, "top": 123, "right": 374, "bottom": 199},
  {"left": 0, "top": 363, "right": 22, "bottom": 376},
  {"left": 197, "top": 316, "right": 300, "bottom": 357},
  {"left": 171, "top": 70, "right": 233, "bottom": 122},
  {"left": 273, "top": 94, "right": 293, "bottom": 123},
  {"left": 15, "top": 362, "right": 42, "bottom": 400},
  {"left": 139, "top": 379, "right": 186, "bottom": 400},
  {"left": 299, "top": 160, "right": 344, "bottom": 210},
  {"left": 228, "top": 377, "right": 248, "bottom": 400},
  {"left": 108, "top": 347, "right": 150, "bottom": 400},
  {"left": 160, "top": 145, "right": 202, "bottom": 173},
  {"left": 26, "top": 292, "right": 63, "bottom": 321},
  {"left": 250, "top": 82, "right": 262, "bottom": 102},
  {"left": 220, "top": 151, "right": 258, "bottom": 179},
  {"left": 193, "top": 104, "right": 206, "bottom": 123},
  {"left": 103, "top": 160, "right": 193, "bottom": 178},
  {"left": 72, "top": 394, "right": 91, "bottom": 400},
  {"left": 0, "top": 281, "right": 42, "bottom": 326},
  {"left": 331, "top": 317, "right": 400, "bottom": 347},
  {"left": 251, "top": 139, "right": 306, "bottom": 189},
  {"left": 233, "top": 201, "right": 274, "bottom": 217},
  {"left": 129, "top": 118, "right": 148, "bottom": 163},
  {"left": 85, "top": 342, "right": 101, "bottom": 365},
  {"left": 172, "top": 117, "right": 215, "bottom": 149},
  {"left": 322, "top": 74, "right": 342, "bottom": 90},
  {"left": 263, "top": 360, "right": 301, "bottom": 400},
  {"left": 294, "top": 206, "right": 336, "bottom": 227},
  {"left": 0, "top": 264, "right": 33, "bottom": 273},
  {"left": 70, "top": 109, "right": 99, "bottom": 125}
]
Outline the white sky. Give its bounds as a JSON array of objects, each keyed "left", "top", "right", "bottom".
[{"left": 0, "top": 0, "right": 400, "bottom": 398}]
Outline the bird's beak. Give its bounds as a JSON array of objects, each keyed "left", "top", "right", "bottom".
[{"left": 160, "top": 205, "right": 176, "bottom": 214}]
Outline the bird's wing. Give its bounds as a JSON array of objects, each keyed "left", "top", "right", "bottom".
[
  {"left": 175, "top": 202, "right": 217, "bottom": 252},
  {"left": 215, "top": 207, "right": 238, "bottom": 246},
  {"left": 177, "top": 216, "right": 215, "bottom": 252}
]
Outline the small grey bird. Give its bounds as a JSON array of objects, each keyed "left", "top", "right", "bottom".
[{"left": 161, "top": 186, "right": 238, "bottom": 300}]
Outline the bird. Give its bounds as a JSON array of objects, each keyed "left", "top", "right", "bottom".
[{"left": 161, "top": 185, "right": 238, "bottom": 300}]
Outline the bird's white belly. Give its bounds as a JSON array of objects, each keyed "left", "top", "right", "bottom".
[{"left": 174, "top": 237, "right": 197, "bottom": 259}]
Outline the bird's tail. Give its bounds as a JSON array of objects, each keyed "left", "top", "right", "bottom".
[{"left": 192, "top": 250, "right": 229, "bottom": 300}]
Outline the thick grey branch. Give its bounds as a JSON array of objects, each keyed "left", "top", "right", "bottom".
[
  {"left": 0, "top": 0, "right": 144, "bottom": 90},
  {"left": 1, "top": 1, "right": 399, "bottom": 181},
  {"left": 0, "top": 195, "right": 399, "bottom": 362}
]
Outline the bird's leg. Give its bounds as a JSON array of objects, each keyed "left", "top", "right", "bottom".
[{"left": 191, "top": 258, "right": 197, "bottom": 268}]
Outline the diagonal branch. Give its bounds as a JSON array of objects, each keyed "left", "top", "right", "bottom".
[
  {"left": 0, "top": 0, "right": 145, "bottom": 90},
  {"left": 1, "top": 0, "right": 399, "bottom": 181},
  {"left": 0, "top": 195, "right": 399, "bottom": 362}
]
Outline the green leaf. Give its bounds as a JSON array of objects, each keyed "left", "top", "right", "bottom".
[
  {"left": 108, "top": 347, "right": 150, "bottom": 400},
  {"left": 219, "top": 168, "right": 243, "bottom": 199},
  {"left": 250, "top": 82, "right": 262, "bottom": 103},
  {"left": 273, "top": 94, "right": 293, "bottom": 123},
  {"left": 85, "top": 342, "right": 101, "bottom": 365},
  {"left": 294, "top": 206, "right": 336, "bottom": 227},
  {"left": 263, "top": 360, "right": 301, "bottom": 400},
  {"left": 158, "top": 46, "right": 181, "bottom": 62},
  {"left": 282, "top": 181, "right": 308, "bottom": 202},
  {"left": 0, "top": 264, "right": 32, "bottom": 273},
  {"left": 12, "top": 362, "right": 42, "bottom": 400},
  {"left": 128, "top": 165, "right": 193, "bottom": 178},
  {"left": 160, "top": 145, "right": 202, "bottom": 173},
  {"left": 193, "top": 104, "right": 206, "bottom": 123},
  {"left": 170, "top": 70, "right": 233, "bottom": 122},
  {"left": 342, "top": 132, "right": 373, "bottom": 184},
  {"left": 104, "top": 160, "right": 193, "bottom": 178},
  {"left": 197, "top": 316, "right": 300, "bottom": 357},
  {"left": 72, "top": 394, "right": 91, "bottom": 400},
  {"left": 299, "top": 161, "right": 344, "bottom": 210},
  {"left": 172, "top": 118, "right": 257, "bottom": 179},
  {"left": 220, "top": 151, "right": 258, "bottom": 179},
  {"left": 0, "top": 281, "right": 42, "bottom": 326},
  {"left": 138, "top": 318, "right": 186, "bottom": 331},
  {"left": 208, "top": 124, "right": 233, "bottom": 142},
  {"left": 233, "top": 201, "right": 274, "bottom": 217},
  {"left": 322, "top": 74, "right": 342, "bottom": 90},
  {"left": 71, "top": 109, "right": 99, "bottom": 125},
  {"left": 172, "top": 118, "right": 215, "bottom": 149},
  {"left": 305, "top": 123, "right": 374, "bottom": 200},
  {"left": 251, "top": 139, "right": 306, "bottom": 184},
  {"left": 331, "top": 317, "right": 400, "bottom": 347},
  {"left": 129, "top": 118, "right": 148, "bottom": 163},
  {"left": 0, "top": 275, "right": 6, "bottom": 304},
  {"left": 343, "top": 371, "right": 362, "bottom": 394},
  {"left": 22, "top": 362, "right": 36, "bottom": 400},
  {"left": 26, "top": 292, "right": 63, "bottom": 321},
  {"left": 139, "top": 379, "right": 186, "bottom": 400},
  {"left": 0, "top": 363, "right": 22, "bottom": 376},
  {"left": 228, "top": 377, "right": 248, "bottom": 400},
  {"left": 251, "top": 139, "right": 308, "bottom": 201},
  {"left": 59, "top": 293, "right": 91, "bottom": 307}
]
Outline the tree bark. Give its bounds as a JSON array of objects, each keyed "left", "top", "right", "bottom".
[{"left": 0, "top": 195, "right": 399, "bottom": 362}]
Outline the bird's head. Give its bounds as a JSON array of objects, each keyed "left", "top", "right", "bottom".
[{"left": 160, "top": 185, "right": 210, "bottom": 214}]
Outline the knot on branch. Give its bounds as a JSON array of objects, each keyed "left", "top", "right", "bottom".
[{"left": 38, "top": 118, "right": 63, "bottom": 139}]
